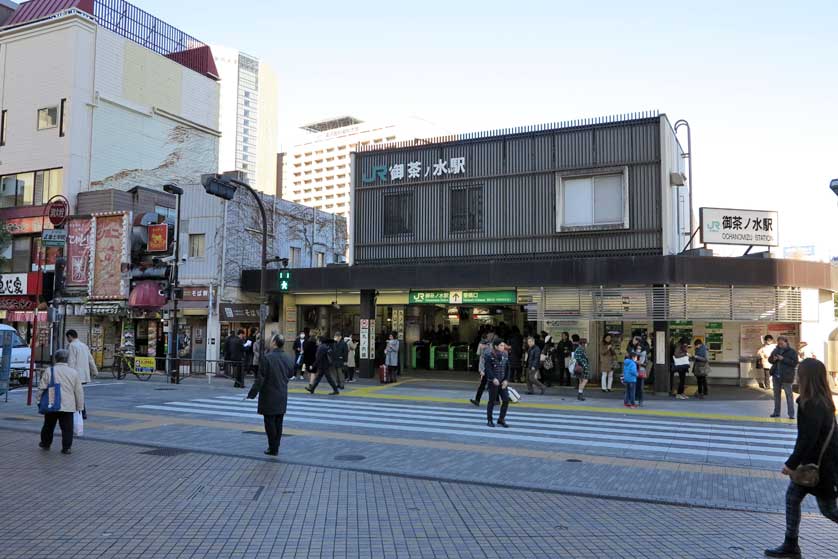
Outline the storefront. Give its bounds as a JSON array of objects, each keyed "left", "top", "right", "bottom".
[{"left": 218, "top": 303, "right": 260, "bottom": 359}]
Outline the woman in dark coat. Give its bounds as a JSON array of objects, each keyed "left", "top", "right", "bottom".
[
  {"left": 765, "top": 358, "right": 838, "bottom": 558},
  {"left": 247, "top": 335, "right": 295, "bottom": 456}
]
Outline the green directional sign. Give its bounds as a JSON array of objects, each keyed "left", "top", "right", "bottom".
[
  {"left": 278, "top": 269, "right": 292, "bottom": 292},
  {"left": 409, "top": 289, "right": 517, "bottom": 305}
]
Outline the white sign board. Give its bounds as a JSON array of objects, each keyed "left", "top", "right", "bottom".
[
  {"left": 42, "top": 228, "right": 67, "bottom": 247},
  {"left": 699, "top": 207, "right": 778, "bottom": 247},
  {"left": 359, "top": 319, "right": 369, "bottom": 360}
]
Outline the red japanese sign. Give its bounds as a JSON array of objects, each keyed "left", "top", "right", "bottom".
[
  {"left": 66, "top": 219, "right": 92, "bottom": 287},
  {"left": 5, "top": 217, "right": 52, "bottom": 235},
  {"left": 46, "top": 198, "right": 69, "bottom": 226},
  {"left": 0, "top": 297, "right": 36, "bottom": 311},
  {"left": 146, "top": 223, "right": 168, "bottom": 252}
]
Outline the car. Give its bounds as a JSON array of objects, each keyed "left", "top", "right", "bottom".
[{"left": 0, "top": 324, "right": 32, "bottom": 384}]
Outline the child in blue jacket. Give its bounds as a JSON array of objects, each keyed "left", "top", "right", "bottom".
[{"left": 622, "top": 353, "right": 639, "bottom": 408}]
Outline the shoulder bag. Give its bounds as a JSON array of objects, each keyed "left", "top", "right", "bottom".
[
  {"left": 790, "top": 418, "right": 836, "bottom": 488},
  {"left": 38, "top": 367, "right": 61, "bottom": 415}
]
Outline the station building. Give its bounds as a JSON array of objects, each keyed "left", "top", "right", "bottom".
[{"left": 243, "top": 112, "right": 837, "bottom": 391}]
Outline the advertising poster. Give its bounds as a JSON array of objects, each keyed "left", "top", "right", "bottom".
[
  {"left": 146, "top": 223, "right": 168, "bottom": 252},
  {"left": 92, "top": 215, "right": 127, "bottom": 299},
  {"left": 66, "top": 219, "right": 92, "bottom": 287}
]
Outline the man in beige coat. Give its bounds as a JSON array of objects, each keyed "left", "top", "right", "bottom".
[
  {"left": 38, "top": 349, "right": 85, "bottom": 454},
  {"left": 67, "top": 329, "right": 97, "bottom": 418}
]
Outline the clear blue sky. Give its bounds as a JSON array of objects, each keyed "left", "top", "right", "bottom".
[{"left": 141, "top": 0, "right": 838, "bottom": 254}]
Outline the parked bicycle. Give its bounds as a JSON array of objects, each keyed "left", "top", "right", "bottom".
[{"left": 111, "top": 352, "right": 154, "bottom": 381}]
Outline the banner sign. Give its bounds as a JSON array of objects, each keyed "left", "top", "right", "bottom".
[
  {"left": 66, "top": 219, "right": 92, "bottom": 287},
  {"left": 41, "top": 228, "right": 67, "bottom": 247},
  {"left": 700, "top": 207, "right": 779, "bottom": 247},
  {"left": 91, "top": 214, "right": 129, "bottom": 299},
  {"left": 134, "top": 356, "right": 156, "bottom": 374},
  {"left": 409, "top": 290, "right": 517, "bottom": 305},
  {"left": 146, "top": 223, "right": 168, "bottom": 252}
]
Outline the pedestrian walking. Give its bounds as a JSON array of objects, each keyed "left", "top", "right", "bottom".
[
  {"left": 628, "top": 336, "right": 649, "bottom": 407},
  {"left": 757, "top": 335, "right": 777, "bottom": 390},
  {"left": 384, "top": 332, "right": 400, "bottom": 383},
  {"left": 556, "top": 332, "right": 574, "bottom": 387},
  {"left": 600, "top": 333, "right": 616, "bottom": 392},
  {"left": 246, "top": 334, "right": 295, "bottom": 456},
  {"left": 304, "top": 336, "right": 340, "bottom": 395},
  {"left": 345, "top": 336, "right": 358, "bottom": 383},
  {"left": 770, "top": 336, "right": 799, "bottom": 419},
  {"left": 622, "top": 352, "right": 639, "bottom": 408},
  {"left": 302, "top": 332, "right": 318, "bottom": 383},
  {"left": 539, "top": 332, "right": 556, "bottom": 386},
  {"left": 292, "top": 331, "right": 305, "bottom": 380},
  {"left": 571, "top": 336, "right": 591, "bottom": 401},
  {"left": 764, "top": 358, "right": 838, "bottom": 558},
  {"left": 470, "top": 330, "right": 495, "bottom": 406},
  {"left": 671, "top": 338, "right": 691, "bottom": 399},
  {"left": 243, "top": 327, "right": 257, "bottom": 377},
  {"left": 693, "top": 338, "right": 710, "bottom": 399},
  {"left": 333, "top": 331, "right": 348, "bottom": 389},
  {"left": 66, "top": 329, "right": 96, "bottom": 419},
  {"left": 525, "top": 336, "right": 545, "bottom": 395},
  {"left": 38, "top": 349, "right": 85, "bottom": 455},
  {"left": 485, "top": 339, "right": 511, "bottom": 428}
]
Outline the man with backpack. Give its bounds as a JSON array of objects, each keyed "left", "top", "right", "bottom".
[{"left": 305, "top": 336, "right": 340, "bottom": 395}]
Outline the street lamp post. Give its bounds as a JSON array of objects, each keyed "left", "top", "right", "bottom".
[
  {"left": 201, "top": 174, "right": 268, "bottom": 370},
  {"left": 163, "top": 183, "right": 184, "bottom": 384}
]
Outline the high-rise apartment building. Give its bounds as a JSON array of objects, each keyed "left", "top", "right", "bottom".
[
  {"left": 283, "top": 116, "right": 438, "bottom": 219},
  {"left": 212, "top": 45, "right": 278, "bottom": 193}
]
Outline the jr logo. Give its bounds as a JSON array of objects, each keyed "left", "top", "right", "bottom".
[
  {"left": 362, "top": 166, "right": 388, "bottom": 184},
  {"left": 706, "top": 220, "right": 721, "bottom": 232}
]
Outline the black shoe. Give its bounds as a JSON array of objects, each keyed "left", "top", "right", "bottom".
[
  {"left": 470, "top": 399, "right": 480, "bottom": 407},
  {"left": 61, "top": 449, "right": 71, "bottom": 455},
  {"left": 329, "top": 391, "right": 340, "bottom": 395},
  {"left": 264, "top": 449, "right": 278, "bottom": 456},
  {"left": 487, "top": 421, "right": 495, "bottom": 428},
  {"left": 497, "top": 420, "right": 509, "bottom": 428},
  {"left": 789, "top": 416, "right": 795, "bottom": 420},
  {"left": 770, "top": 413, "right": 780, "bottom": 418},
  {"left": 577, "top": 394, "right": 586, "bottom": 401},
  {"left": 526, "top": 391, "right": 534, "bottom": 395},
  {"left": 38, "top": 442, "right": 49, "bottom": 450},
  {"left": 339, "top": 385, "right": 345, "bottom": 390},
  {"left": 304, "top": 385, "right": 314, "bottom": 394},
  {"left": 764, "top": 538, "right": 801, "bottom": 558}
]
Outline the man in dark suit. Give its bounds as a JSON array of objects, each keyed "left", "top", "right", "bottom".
[
  {"left": 247, "top": 335, "right": 295, "bottom": 456},
  {"left": 333, "top": 331, "right": 348, "bottom": 390},
  {"left": 225, "top": 329, "right": 246, "bottom": 388},
  {"left": 485, "top": 339, "right": 511, "bottom": 428}
]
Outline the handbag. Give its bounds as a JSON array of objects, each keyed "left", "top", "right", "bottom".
[
  {"left": 38, "top": 367, "right": 61, "bottom": 415},
  {"left": 507, "top": 387, "right": 521, "bottom": 403},
  {"left": 542, "top": 353, "right": 554, "bottom": 370},
  {"left": 790, "top": 419, "right": 836, "bottom": 488},
  {"left": 673, "top": 355, "right": 690, "bottom": 368}
]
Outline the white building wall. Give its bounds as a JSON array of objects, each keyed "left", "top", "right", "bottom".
[
  {"left": 212, "top": 45, "right": 240, "bottom": 178},
  {"left": 256, "top": 60, "right": 278, "bottom": 193},
  {"left": 0, "top": 16, "right": 97, "bottom": 209},
  {"left": 659, "top": 115, "right": 688, "bottom": 255}
]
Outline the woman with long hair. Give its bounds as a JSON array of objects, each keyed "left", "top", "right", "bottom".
[{"left": 765, "top": 358, "right": 838, "bottom": 558}]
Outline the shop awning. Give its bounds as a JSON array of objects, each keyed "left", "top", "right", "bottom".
[{"left": 129, "top": 281, "right": 167, "bottom": 309}]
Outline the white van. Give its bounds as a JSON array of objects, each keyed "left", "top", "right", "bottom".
[{"left": 0, "top": 324, "right": 32, "bottom": 383}]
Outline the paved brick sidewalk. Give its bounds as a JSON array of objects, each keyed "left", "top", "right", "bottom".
[{"left": 1, "top": 431, "right": 837, "bottom": 559}]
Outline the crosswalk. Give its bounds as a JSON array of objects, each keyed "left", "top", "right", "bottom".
[{"left": 137, "top": 395, "right": 798, "bottom": 465}]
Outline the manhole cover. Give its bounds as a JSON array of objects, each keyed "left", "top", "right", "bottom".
[
  {"left": 154, "top": 388, "right": 177, "bottom": 391},
  {"left": 334, "top": 454, "right": 366, "bottom": 462},
  {"left": 566, "top": 459, "right": 583, "bottom": 463},
  {"left": 140, "top": 448, "right": 192, "bottom": 457},
  {"left": 3, "top": 417, "right": 27, "bottom": 421}
]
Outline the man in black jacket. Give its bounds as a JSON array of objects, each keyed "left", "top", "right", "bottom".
[
  {"left": 333, "top": 331, "right": 348, "bottom": 390},
  {"left": 485, "top": 339, "right": 511, "bottom": 428},
  {"left": 305, "top": 336, "right": 340, "bottom": 395},
  {"left": 247, "top": 335, "right": 295, "bottom": 456},
  {"left": 225, "top": 330, "right": 246, "bottom": 388},
  {"left": 769, "top": 336, "right": 799, "bottom": 419}
]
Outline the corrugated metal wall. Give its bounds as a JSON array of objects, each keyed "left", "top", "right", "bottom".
[{"left": 354, "top": 116, "right": 662, "bottom": 265}]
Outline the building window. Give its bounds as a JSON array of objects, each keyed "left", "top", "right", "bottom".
[
  {"left": 188, "top": 234, "right": 205, "bottom": 258},
  {"left": 0, "top": 236, "right": 33, "bottom": 273},
  {"left": 37, "top": 107, "right": 58, "bottom": 130},
  {"left": 289, "top": 247, "right": 301, "bottom": 267},
  {"left": 0, "top": 172, "right": 34, "bottom": 208},
  {"left": 383, "top": 192, "right": 414, "bottom": 236},
  {"left": 450, "top": 186, "right": 483, "bottom": 233},
  {"left": 155, "top": 205, "right": 176, "bottom": 225},
  {"left": 59, "top": 98, "right": 67, "bottom": 137},
  {"left": 557, "top": 170, "right": 628, "bottom": 230},
  {"left": 36, "top": 168, "right": 63, "bottom": 205},
  {"left": 315, "top": 251, "right": 325, "bottom": 268},
  {"left": 243, "top": 110, "right": 250, "bottom": 117},
  {"left": 243, "top": 119, "right": 249, "bottom": 127},
  {"left": 242, "top": 146, "right": 248, "bottom": 153},
  {"left": 0, "top": 110, "right": 6, "bottom": 146}
]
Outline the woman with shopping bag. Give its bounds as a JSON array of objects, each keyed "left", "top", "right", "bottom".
[{"left": 37, "top": 349, "right": 85, "bottom": 455}]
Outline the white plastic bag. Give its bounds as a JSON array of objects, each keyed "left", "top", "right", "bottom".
[{"left": 73, "top": 411, "right": 84, "bottom": 436}]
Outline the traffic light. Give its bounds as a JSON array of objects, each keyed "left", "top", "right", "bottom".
[{"left": 278, "top": 269, "right": 292, "bottom": 292}]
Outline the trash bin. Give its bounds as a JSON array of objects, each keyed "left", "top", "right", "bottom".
[
  {"left": 449, "top": 344, "right": 471, "bottom": 370},
  {"left": 411, "top": 342, "right": 430, "bottom": 370},
  {"left": 430, "top": 345, "right": 449, "bottom": 370}
]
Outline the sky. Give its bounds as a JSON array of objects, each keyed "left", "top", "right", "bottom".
[{"left": 140, "top": 0, "right": 838, "bottom": 255}]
